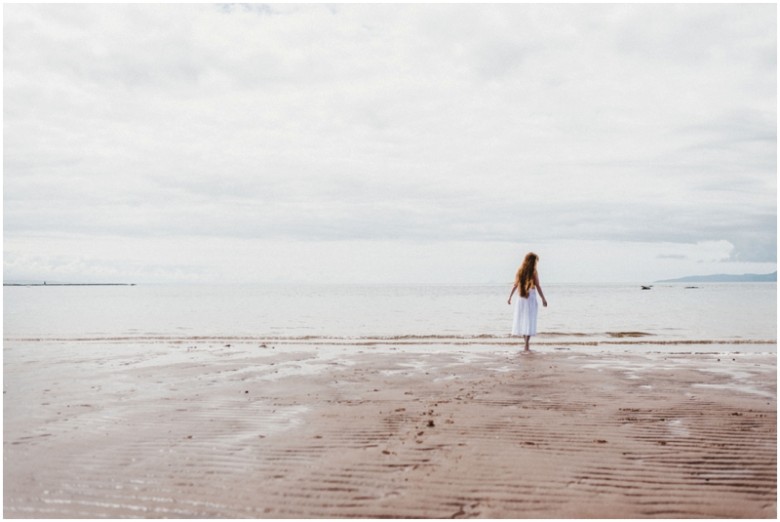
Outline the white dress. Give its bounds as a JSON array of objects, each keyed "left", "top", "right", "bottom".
[{"left": 512, "top": 287, "right": 539, "bottom": 336}]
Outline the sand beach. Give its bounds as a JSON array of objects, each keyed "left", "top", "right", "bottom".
[{"left": 3, "top": 339, "right": 776, "bottom": 518}]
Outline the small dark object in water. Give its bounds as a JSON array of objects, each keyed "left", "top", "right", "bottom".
[
  {"left": 685, "top": 286, "right": 699, "bottom": 289},
  {"left": 641, "top": 285, "right": 653, "bottom": 290}
]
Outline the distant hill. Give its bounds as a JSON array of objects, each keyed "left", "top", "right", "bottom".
[{"left": 656, "top": 271, "right": 777, "bottom": 283}]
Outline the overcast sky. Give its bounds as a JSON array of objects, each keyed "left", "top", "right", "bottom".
[{"left": 3, "top": 3, "right": 777, "bottom": 284}]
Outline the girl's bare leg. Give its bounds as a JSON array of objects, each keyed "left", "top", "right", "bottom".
[{"left": 523, "top": 336, "right": 530, "bottom": 351}]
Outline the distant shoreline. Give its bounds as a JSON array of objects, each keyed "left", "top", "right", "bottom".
[
  {"left": 655, "top": 271, "right": 777, "bottom": 283},
  {"left": 3, "top": 283, "right": 135, "bottom": 287}
]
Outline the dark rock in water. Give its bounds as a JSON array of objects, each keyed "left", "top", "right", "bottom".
[{"left": 641, "top": 285, "right": 652, "bottom": 290}]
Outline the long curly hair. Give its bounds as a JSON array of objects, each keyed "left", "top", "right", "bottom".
[{"left": 514, "top": 252, "right": 539, "bottom": 298}]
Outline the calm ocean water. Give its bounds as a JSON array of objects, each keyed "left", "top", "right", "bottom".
[{"left": 3, "top": 283, "right": 776, "bottom": 347}]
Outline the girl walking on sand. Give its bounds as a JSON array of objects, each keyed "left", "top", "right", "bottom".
[{"left": 508, "top": 252, "right": 548, "bottom": 351}]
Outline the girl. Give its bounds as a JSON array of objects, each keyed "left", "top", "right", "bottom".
[{"left": 508, "top": 252, "right": 548, "bottom": 351}]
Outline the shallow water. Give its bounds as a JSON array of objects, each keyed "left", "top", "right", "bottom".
[{"left": 3, "top": 283, "right": 776, "bottom": 347}]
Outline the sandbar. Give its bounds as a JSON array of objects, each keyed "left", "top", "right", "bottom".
[{"left": 4, "top": 340, "right": 776, "bottom": 518}]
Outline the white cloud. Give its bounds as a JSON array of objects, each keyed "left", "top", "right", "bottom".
[
  {"left": 5, "top": 234, "right": 775, "bottom": 285},
  {"left": 3, "top": 4, "right": 776, "bottom": 283}
]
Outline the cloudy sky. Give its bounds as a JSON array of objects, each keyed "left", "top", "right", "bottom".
[{"left": 4, "top": 3, "right": 777, "bottom": 284}]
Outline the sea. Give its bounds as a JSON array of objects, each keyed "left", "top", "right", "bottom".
[{"left": 3, "top": 283, "right": 776, "bottom": 351}]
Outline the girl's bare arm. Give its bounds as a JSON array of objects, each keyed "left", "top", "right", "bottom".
[{"left": 534, "top": 273, "right": 548, "bottom": 307}]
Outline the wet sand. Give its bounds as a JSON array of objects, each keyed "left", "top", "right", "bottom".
[{"left": 4, "top": 340, "right": 776, "bottom": 518}]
